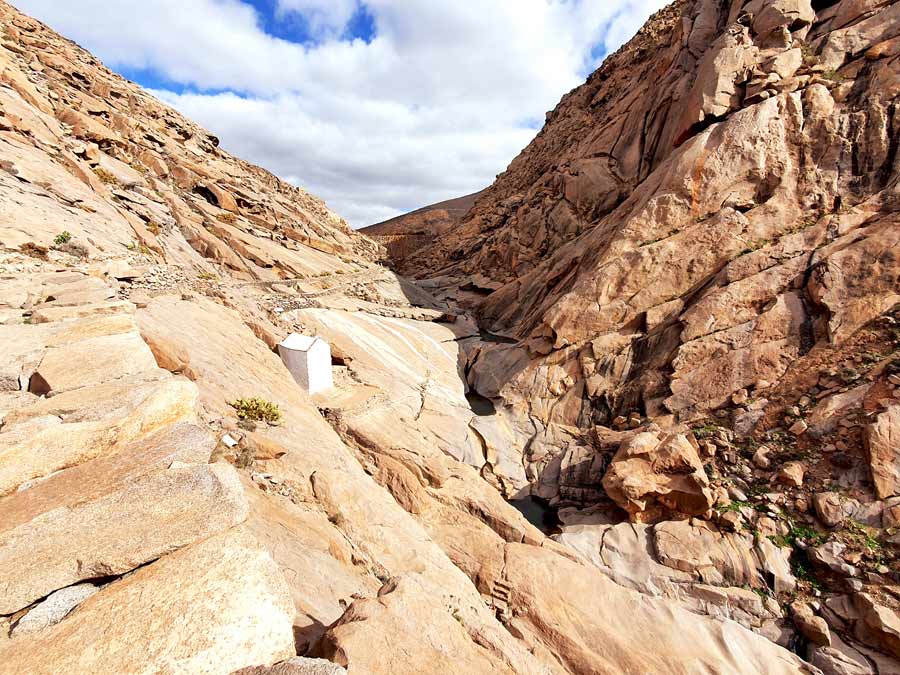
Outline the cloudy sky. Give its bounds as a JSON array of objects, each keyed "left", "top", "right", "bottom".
[{"left": 12, "top": 0, "right": 667, "bottom": 227}]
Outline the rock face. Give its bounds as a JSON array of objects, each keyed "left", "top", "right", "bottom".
[
  {"left": 0, "top": 0, "right": 897, "bottom": 673},
  {"left": 0, "top": 529, "right": 297, "bottom": 675},
  {"left": 601, "top": 430, "right": 714, "bottom": 521},
  {"left": 408, "top": 0, "right": 900, "bottom": 432},
  {"left": 864, "top": 404, "right": 900, "bottom": 499}
]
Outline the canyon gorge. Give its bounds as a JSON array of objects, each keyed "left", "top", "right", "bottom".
[{"left": 1, "top": 0, "right": 900, "bottom": 673}]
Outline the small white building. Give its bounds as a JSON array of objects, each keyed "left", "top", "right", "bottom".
[{"left": 277, "top": 333, "right": 333, "bottom": 394}]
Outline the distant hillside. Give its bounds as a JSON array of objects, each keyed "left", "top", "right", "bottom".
[{"left": 360, "top": 190, "right": 484, "bottom": 267}]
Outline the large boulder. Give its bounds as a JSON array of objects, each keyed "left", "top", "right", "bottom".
[
  {"left": 602, "top": 431, "right": 714, "bottom": 522},
  {"left": 0, "top": 461, "right": 248, "bottom": 614},
  {"left": 864, "top": 404, "right": 900, "bottom": 499},
  {"left": 0, "top": 529, "right": 296, "bottom": 674}
]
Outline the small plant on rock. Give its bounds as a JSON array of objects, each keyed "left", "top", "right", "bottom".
[
  {"left": 92, "top": 167, "right": 119, "bottom": 185},
  {"left": 53, "top": 231, "right": 72, "bottom": 245},
  {"left": 230, "top": 397, "right": 283, "bottom": 424}
]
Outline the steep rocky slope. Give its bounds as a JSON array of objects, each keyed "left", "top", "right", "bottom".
[
  {"left": 0, "top": 1, "right": 829, "bottom": 674},
  {"left": 400, "top": 1, "right": 900, "bottom": 672}
]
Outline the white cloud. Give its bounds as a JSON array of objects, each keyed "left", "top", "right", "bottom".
[
  {"left": 275, "top": 0, "right": 359, "bottom": 38},
  {"left": 11, "top": 0, "right": 669, "bottom": 226}
]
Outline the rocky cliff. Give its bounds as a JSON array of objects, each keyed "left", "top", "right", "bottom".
[
  {"left": 0, "top": 0, "right": 898, "bottom": 674},
  {"left": 406, "top": 0, "right": 899, "bottom": 672}
]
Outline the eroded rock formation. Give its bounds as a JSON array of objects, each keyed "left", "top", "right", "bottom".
[{"left": 0, "top": 0, "right": 898, "bottom": 673}]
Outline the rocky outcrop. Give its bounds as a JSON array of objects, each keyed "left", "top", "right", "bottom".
[
  {"left": 601, "top": 430, "right": 714, "bottom": 521},
  {"left": 864, "top": 403, "right": 900, "bottom": 499},
  {"left": 405, "top": 0, "right": 900, "bottom": 436},
  {"left": 0, "top": 0, "right": 897, "bottom": 672}
]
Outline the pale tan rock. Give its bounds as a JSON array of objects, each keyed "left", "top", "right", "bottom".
[
  {"left": 791, "top": 600, "right": 832, "bottom": 647},
  {"left": 96, "top": 151, "right": 147, "bottom": 189},
  {"left": 854, "top": 593, "right": 900, "bottom": 658},
  {"left": 10, "top": 583, "right": 99, "bottom": 636},
  {"left": 0, "top": 462, "right": 248, "bottom": 614},
  {"left": 777, "top": 461, "right": 805, "bottom": 488},
  {"left": 39, "top": 276, "right": 112, "bottom": 306},
  {"left": 319, "top": 575, "right": 531, "bottom": 675},
  {"left": 30, "top": 331, "right": 158, "bottom": 395},
  {"left": 864, "top": 404, "right": 900, "bottom": 499},
  {"left": 232, "top": 658, "right": 347, "bottom": 675},
  {"left": 1, "top": 422, "right": 215, "bottom": 532},
  {"left": 1, "top": 371, "right": 171, "bottom": 428},
  {"left": 29, "top": 300, "right": 134, "bottom": 324},
  {"left": 0, "top": 529, "right": 296, "bottom": 675},
  {"left": 751, "top": 0, "right": 815, "bottom": 40},
  {"left": 813, "top": 492, "right": 846, "bottom": 528},
  {"left": 496, "top": 543, "right": 809, "bottom": 674},
  {"left": 0, "top": 377, "right": 198, "bottom": 495},
  {"left": 602, "top": 431, "right": 714, "bottom": 521}
]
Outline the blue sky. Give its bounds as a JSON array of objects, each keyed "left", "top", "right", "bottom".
[{"left": 12, "top": 0, "right": 669, "bottom": 227}]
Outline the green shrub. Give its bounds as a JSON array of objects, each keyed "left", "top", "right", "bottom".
[
  {"left": 53, "top": 231, "right": 72, "bottom": 245},
  {"left": 230, "top": 397, "right": 282, "bottom": 424}
]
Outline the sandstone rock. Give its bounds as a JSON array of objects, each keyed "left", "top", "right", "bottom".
[
  {"left": 853, "top": 593, "right": 900, "bottom": 659},
  {"left": 864, "top": 404, "right": 900, "bottom": 499},
  {"left": 791, "top": 600, "right": 832, "bottom": 647},
  {"left": 602, "top": 431, "right": 714, "bottom": 521},
  {"left": 751, "top": 0, "right": 815, "bottom": 40},
  {"left": 29, "top": 300, "right": 134, "bottom": 324},
  {"left": 30, "top": 331, "right": 158, "bottom": 395},
  {"left": 810, "top": 646, "right": 874, "bottom": 675},
  {"left": 813, "top": 491, "right": 846, "bottom": 528},
  {"left": 777, "top": 462, "right": 805, "bottom": 487},
  {"left": 0, "top": 462, "right": 248, "bottom": 614},
  {"left": 0, "top": 377, "right": 199, "bottom": 496},
  {"left": 810, "top": 541, "right": 858, "bottom": 577},
  {"left": 753, "top": 445, "right": 772, "bottom": 469},
  {"left": 233, "top": 658, "right": 347, "bottom": 675},
  {"left": 318, "top": 574, "right": 529, "bottom": 675},
  {"left": 4, "top": 0, "right": 900, "bottom": 672},
  {"left": 0, "top": 529, "right": 296, "bottom": 674},
  {"left": 494, "top": 543, "right": 809, "bottom": 674}
]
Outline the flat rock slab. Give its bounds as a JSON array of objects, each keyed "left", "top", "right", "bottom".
[
  {"left": 0, "top": 462, "right": 248, "bottom": 614},
  {"left": 0, "top": 378, "right": 198, "bottom": 496},
  {"left": 1, "top": 370, "right": 171, "bottom": 428},
  {"left": 39, "top": 276, "right": 113, "bottom": 306},
  {"left": 29, "top": 300, "right": 134, "bottom": 324},
  {"left": 0, "top": 529, "right": 295, "bottom": 674},
  {"left": 30, "top": 331, "right": 158, "bottom": 395},
  {"left": 1, "top": 422, "right": 215, "bottom": 533}
]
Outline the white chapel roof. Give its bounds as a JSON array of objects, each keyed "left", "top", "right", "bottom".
[{"left": 279, "top": 333, "right": 323, "bottom": 352}]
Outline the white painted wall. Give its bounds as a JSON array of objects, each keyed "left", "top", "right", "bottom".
[{"left": 277, "top": 334, "right": 333, "bottom": 394}]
